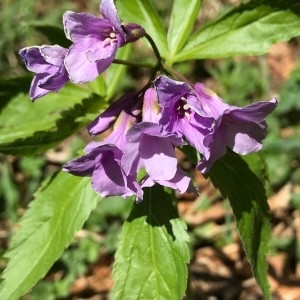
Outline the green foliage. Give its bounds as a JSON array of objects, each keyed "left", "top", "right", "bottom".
[
  {"left": 173, "top": 0, "right": 300, "bottom": 62},
  {"left": 0, "top": 84, "right": 103, "bottom": 155},
  {"left": 207, "top": 58, "right": 267, "bottom": 105},
  {"left": 208, "top": 151, "right": 271, "bottom": 299},
  {"left": 166, "top": 0, "right": 202, "bottom": 64},
  {"left": 276, "top": 69, "right": 300, "bottom": 114},
  {"left": 1, "top": 0, "right": 299, "bottom": 299},
  {"left": 113, "top": 186, "right": 190, "bottom": 300},
  {"left": 0, "top": 171, "right": 100, "bottom": 300},
  {"left": 30, "top": 23, "right": 72, "bottom": 48},
  {"left": 104, "top": 44, "right": 133, "bottom": 100}
]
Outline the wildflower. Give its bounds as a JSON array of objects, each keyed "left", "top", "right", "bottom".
[
  {"left": 154, "top": 75, "right": 277, "bottom": 173},
  {"left": 63, "top": 0, "right": 145, "bottom": 83},
  {"left": 88, "top": 93, "right": 137, "bottom": 136},
  {"left": 121, "top": 122, "right": 193, "bottom": 194},
  {"left": 142, "top": 88, "right": 161, "bottom": 123},
  {"left": 154, "top": 75, "right": 214, "bottom": 156},
  {"left": 63, "top": 109, "right": 142, "bottom": 198},
  {"left": 63, "top": 143, "right": 141, "bottom": 198},
  {"left": 18, "top": 45, "right": 68, "bottom": 100},
  {"left": 194, "top": 83, "right": 278, "bottom": 173}
]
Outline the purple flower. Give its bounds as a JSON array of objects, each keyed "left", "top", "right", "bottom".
[
  {"left": 63, "top": 108, "right": 142, "bottom": 198},
  {"left": 63, "top": 0, "right": 145, "bottom": 83},
  {"left": 88, "top": 92, "right": 138, "bottom": 136},
  {"left": 154, "top": 75, "right": 214, "bottom": 156},
  {"left": 63, "top": 143, "right": 142, "bottom": 198},
  {"left": 194, "top": 83, "right": 278, "bottom": 173},
  {"left": 154, "top": 75, "right": 278, "bottom": 173},
  {"left": 18, "top": 45, "right": 68, "bottom": 100},
  {"left": 141, "top": 169, "right": 197, "bottom": 196},
  {"left": 142, "top": 88, "right": 161, "bottom": 123},
  {"left": 121, "top": 122, "right": 193, "bottom": 194}
]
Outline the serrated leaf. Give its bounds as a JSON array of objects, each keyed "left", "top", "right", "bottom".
[
  {"left": 208, "top": 151, "right": 271, "bottom": 299},
  {"left": 0, "top": 84, "right": 103, "bottom": 155},
  {"left": 0, "top": 171, "right": 100, "bottom": 300},
  {"left": 167, "top": 0, "right": 202, "bottom": 64},
  {"left": 174, "top": 0, "right": 300, "bottom": 62},
  {"left": 116, "top": 0, "right": 168, "bottom": 57},
  {"left": 113, "top": 185, "right": 190, "bottom": 300}
]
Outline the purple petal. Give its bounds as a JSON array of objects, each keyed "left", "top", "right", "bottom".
[
  {"left": 194, "top": 83, "right": 230, "bottom": 118},
  {"left": 88, "top": 93, "right": 136, "bottom": 135},
  {"left": 140, "top": 134, "right": 178, "bottom": 181},
  {"left": 229, "top": 98, "right": 278, "bottom": 123},
  {"left": 19, "top": 45, "right": 68, "bottom": 100},
  {"left": 103, "top": 111, "right": 138, "bottom": 150},
  {"left": 63, "top": 11, "right": 112, "bottom": 42},
  {"left": 180, "top": 119, "right": 210, "bottom": 155},
  {"left": 92, "top": 151, "right": 130, "bottom": 197},
  {"left": 141, "top": 168, "right": 192, "bottom": 195},
  {"left": 63, "top": 151, "right": 98, "bottom": 176},
  {"left": 84, "top": 141, "right": 103, "bottom": 153},
  {"left": 19, "top": 46, "right": 56, "bottom": 74},
  {"left": 121, "top": 141, "right": 140, "bottom": 176},
  {"left": 40, "top": 45, "right": 67, "bottom": 66},
  {"left": 29, "top": 74, "right": 52, "bottom": 100},
  {"left": 142, "top": 88, "right": 161, "bottom": 123},
  {"left": 39, "top": 67, "right": 68, "bottom": 90},
  {"left": 100, "top": 0, "right": 124, "bottom": 36},
  {"left": 154, "top": 75, "right": 191, "bottom": 106},
  {"left": 65, "top": 38, "right": 118, "bottom": 83}
]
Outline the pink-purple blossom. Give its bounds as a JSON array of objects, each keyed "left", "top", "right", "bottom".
[
  {"left": 63, "top": 0, "right": 145, "bottom": 83},
  {"left": 18, "top": 45, "right": 68, "bottom": 100},
  {"left": 19, "top": 0, "right": 146, "bottom": 100},
  {"left": 154, "top": 75, "right": 278, "bottom": 173}
]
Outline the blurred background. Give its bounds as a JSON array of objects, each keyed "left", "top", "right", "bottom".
[{"left": 0, "top": 0, "right": 300, "bottom": 299}]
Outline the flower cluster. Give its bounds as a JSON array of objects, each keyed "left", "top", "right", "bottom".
[
  {"left": 20, "top": 0, "right": 278, "bottom": 201},
  {"left": 63, "top": 75, "right": 277, "bottom": 201},
  {"left": 19, "top": 0, "right": 145, "bottom": 100}
]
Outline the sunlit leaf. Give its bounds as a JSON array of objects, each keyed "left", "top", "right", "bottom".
[
  {"left": 0, "top": 84, "right": 103, "bottom": 155},
  {"left": 167, "top": 0, "right": 202, "bottom": 64},
  {"left": 113, "top": 185, "right": 190, "bottom": 299},
  {"left": 0, "top": 171, "right": 100, "bottom": 300},
  {"left": 174, "top": 0, "right": 300, "bottom": 61},
  {"left": 104, "top": 44, "right": 133, "bottom": 100},
  {"left": 208, "top": 151, "right": 271, "bottom": 299}
]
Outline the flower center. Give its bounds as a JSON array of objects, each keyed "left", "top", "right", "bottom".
[
  {"left": 176, "top": 97, "right": 191, "bottom": 119},
  {"left": 110, "top": 32, "right": 116, "bottom": 39}
]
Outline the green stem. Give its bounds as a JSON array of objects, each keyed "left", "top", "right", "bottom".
[{"left": 144, "top": 33, "right": 162, "bottom": 69}]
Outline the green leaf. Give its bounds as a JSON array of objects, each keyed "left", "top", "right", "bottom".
[
  {"left": 242, "top": 152, "right": 271, "bottom": 195},
  {"left": 104, "top": 44, "right": 133, "bottom": 100},
  {"left": 0, "top": 84, "right": 103, "bottom": 155},
  {"left": 0, "top": 76, "right": 32, "bottom": 109},
  {"left": 0, "top": 171, "right": 100, "bottom": 300},
  {"left": 116, "top": 0, "right": 168, "bottom": 57},
  {"left": 166, "top": 0, "right": 202, "bottom": 64},
  {"left": 174, "top": 0, "right": 300, "bottom": 62},
  {"left": 208, "top": 151, "right": 271, "bottom": 299},
  {"left": 113, "top": 185, "right": 190, "bottom": 300},
  {"left": 31, "top": 23, "right": 71, "bottom": 48}
]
